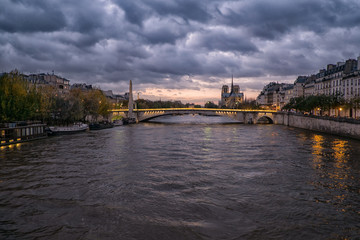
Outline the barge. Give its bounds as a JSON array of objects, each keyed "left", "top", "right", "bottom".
[{"left": 0, "top": 123, "right": 47, "bottom": 146}]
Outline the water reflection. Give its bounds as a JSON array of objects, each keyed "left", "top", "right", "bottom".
[
  {"left": 311, "top": 134, "right": 324, "bottom": 169},
  {"left": 310, "top": 134, "right": 357, "bottom": 215},
  {"left": 0, "top": 142, "right": 22, "bottom": 152},
  {"left": 148, "top": 114, "right": 239, "bottom": 124}
]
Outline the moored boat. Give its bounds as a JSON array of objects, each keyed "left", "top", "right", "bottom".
[
  {"left": 48, "top": 123, "right": 89, "bottom": 135},
  {"left": 113, "top": 119, "right": 123, "bottom": 126},
  {"left": 123, "top": 118, "right": 136, "bottom": 124},
  {"left": 89, "top": 122, "right": 114, "bottom": 130}
]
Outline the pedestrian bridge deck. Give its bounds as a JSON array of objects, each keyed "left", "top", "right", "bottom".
[{"left": 111, "top": 108, "right": 278, "bottom": 123}]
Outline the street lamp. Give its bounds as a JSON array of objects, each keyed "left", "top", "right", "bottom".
[{"left": 339, "top": 107, "right": 343, "bottom": 117}]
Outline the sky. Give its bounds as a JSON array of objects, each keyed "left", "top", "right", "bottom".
[{"left": 1, "top": 0, "right": 360, "bottom": 104}]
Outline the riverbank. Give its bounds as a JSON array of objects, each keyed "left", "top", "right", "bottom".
[
  {"left": 1, "top": 120, "right": 123, "bottom": 147},
  {"left": 275, "top": 112, "right": 360, "bottom": 140}
]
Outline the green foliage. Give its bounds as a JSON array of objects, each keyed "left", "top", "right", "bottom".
[
  {"left": 204, "top": 101, "right": 218, "bottom": 108},
  {"left": 283, "top": 94, "right": 345, "bottom": 113},
  {"left": 135, "top": 99, "right": 188, "bottom": 109},
  {"left": 233, "top": 99, "right": 261, "bottom": 109},
  {"left": 0, "top": 70, "right": 111, "bottom": 124},
  {"left": 80, "top": 89, "right": 110, "bottom": 119},
  {"left": 0, "top": 71, "right": 42, "bottom": 122}
]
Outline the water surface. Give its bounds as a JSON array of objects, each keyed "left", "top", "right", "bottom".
[{"left": 1, "top": 115, "right": 359, "bottom": 239}]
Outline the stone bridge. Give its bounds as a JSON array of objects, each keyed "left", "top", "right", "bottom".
[{"left": 111, "top": 108, "right": 285, "bottom": 124}]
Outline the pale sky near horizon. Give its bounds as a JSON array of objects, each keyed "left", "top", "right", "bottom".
[{"left": 1, "top": 0, "right": 360, "bottom": 104}]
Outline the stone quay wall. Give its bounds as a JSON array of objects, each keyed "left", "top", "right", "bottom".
[{"left": 274, "top": 112, "right": 360, "bottom": 140}]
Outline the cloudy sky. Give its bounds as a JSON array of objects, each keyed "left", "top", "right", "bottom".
[{"left": 1, "top": 0, "right": 360, "bottom": 104}]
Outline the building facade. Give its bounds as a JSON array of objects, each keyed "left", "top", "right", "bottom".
[
  {"left": 25, "top": 72, "right": 70, "bottom": 94},
  {"left": 257, "top": 56, "right": 360, "bottom": 118}
]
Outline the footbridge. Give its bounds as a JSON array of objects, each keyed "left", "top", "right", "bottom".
[{"left": 111, "top": 108, "right": 283, "bottom": 124}]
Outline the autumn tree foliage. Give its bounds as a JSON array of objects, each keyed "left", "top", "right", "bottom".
[
  {"left": 0, "top": 71, "right": 41, "bottom": 122},
  {"left": 0, "top": 71, "right": 111, "bottom": 124}
]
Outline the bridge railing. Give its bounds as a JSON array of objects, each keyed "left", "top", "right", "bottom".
[{"left": 110, "top": 108, "right": 277, "bottom": 113}]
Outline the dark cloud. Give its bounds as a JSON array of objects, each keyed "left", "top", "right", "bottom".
[
  {"left": 137, "top": 18, "right": 191, "bottom": 45},
  {"left": 216, "top": 0, "right": 360, "bottom": 39},
  {"left": 189, "top": 29, "right": 258, "bottom": 53},
  {"left": 0, "top": 0, "right": 66, "bottom": 33},
  {"left": 113, "top": 1, "right": 149, "bottom": 26},
  {"left": 140, "top": 45, "right": 201, "bottom": 73},
  {"left": 147, "top": 0, "right": 211, "bottom": 23},
  {"left": 0, "top": 0, "right": 359, "bottom": 101}
]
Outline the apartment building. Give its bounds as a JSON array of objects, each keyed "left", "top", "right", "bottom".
[
  {"left": 25, "top": 72, "right": 70, "bottom": 94},
  {"left": 257, "top": 56, "right": 360, "bottom": 117}
]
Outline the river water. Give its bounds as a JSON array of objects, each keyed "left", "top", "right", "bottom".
[{"left": 0, "top": 115, "right": 359, "bottom": 240}]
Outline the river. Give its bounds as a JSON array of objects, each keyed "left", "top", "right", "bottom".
[{"left": 0, "top": 115, "right": 359, "bottom": 239}]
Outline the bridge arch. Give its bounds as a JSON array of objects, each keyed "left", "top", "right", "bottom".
[
  {"left": 256, "top": 115, "right": 274, "bottom": 124},
  {"left": 141, "top": 112, "right": 181, "bottom": 121},
  {"left": 140, "top": 111, "right": 231, "bottom": 122}
]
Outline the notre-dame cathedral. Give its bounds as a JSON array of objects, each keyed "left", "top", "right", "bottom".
[{"left": 220, "top": 76, "right": 244, "bottom": 108}]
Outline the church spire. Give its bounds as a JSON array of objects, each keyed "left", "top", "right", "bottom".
[{"left": 230, "top": 74, "right": 234, "bottom": 94}]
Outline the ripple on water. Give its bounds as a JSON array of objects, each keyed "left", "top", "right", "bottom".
[{"left": 0, "top": 118, "right": 360, "bottom": 239}]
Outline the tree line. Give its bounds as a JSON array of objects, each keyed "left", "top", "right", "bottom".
[
  {"left": 283, "top": 94, "right": 360, "bottom": 117},
  {"left": 113, "top": 99, "right": 203, "bottom": 109},
  {"left": 0, "top": 71, "right": 111, "bottom": 124}
]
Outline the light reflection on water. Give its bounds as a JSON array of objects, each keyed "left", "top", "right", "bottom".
[
  {"left": 148, "top": 114, "right": 240, "bottom": 124},
  {"left": 0, "top": 115, "right": 359, "bottom": 239},
  {"left": 309, "top": 133, "right": 358, "bottom": 217}
]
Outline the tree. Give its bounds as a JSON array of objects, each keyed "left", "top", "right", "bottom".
[
  {"left": 282, "top": 94, "right": 346, "bottom": 116},
  {"left": 81, "top": 89, "right": 111, "bottom": 122},
  {"left": 353, "top": 97, "right": 360, "bottom": 118},
  {"left": 204, "top": 101, "right": 218, "bottom": 108},
  {"left": 0, "top": 70, "right": 42, "bottom": 122},
  {"left": 66, "top": 92, "right": 84, "bottom": 123},
  {"left": 234, "top": 99, "right": 260, "bottom": 110}
]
